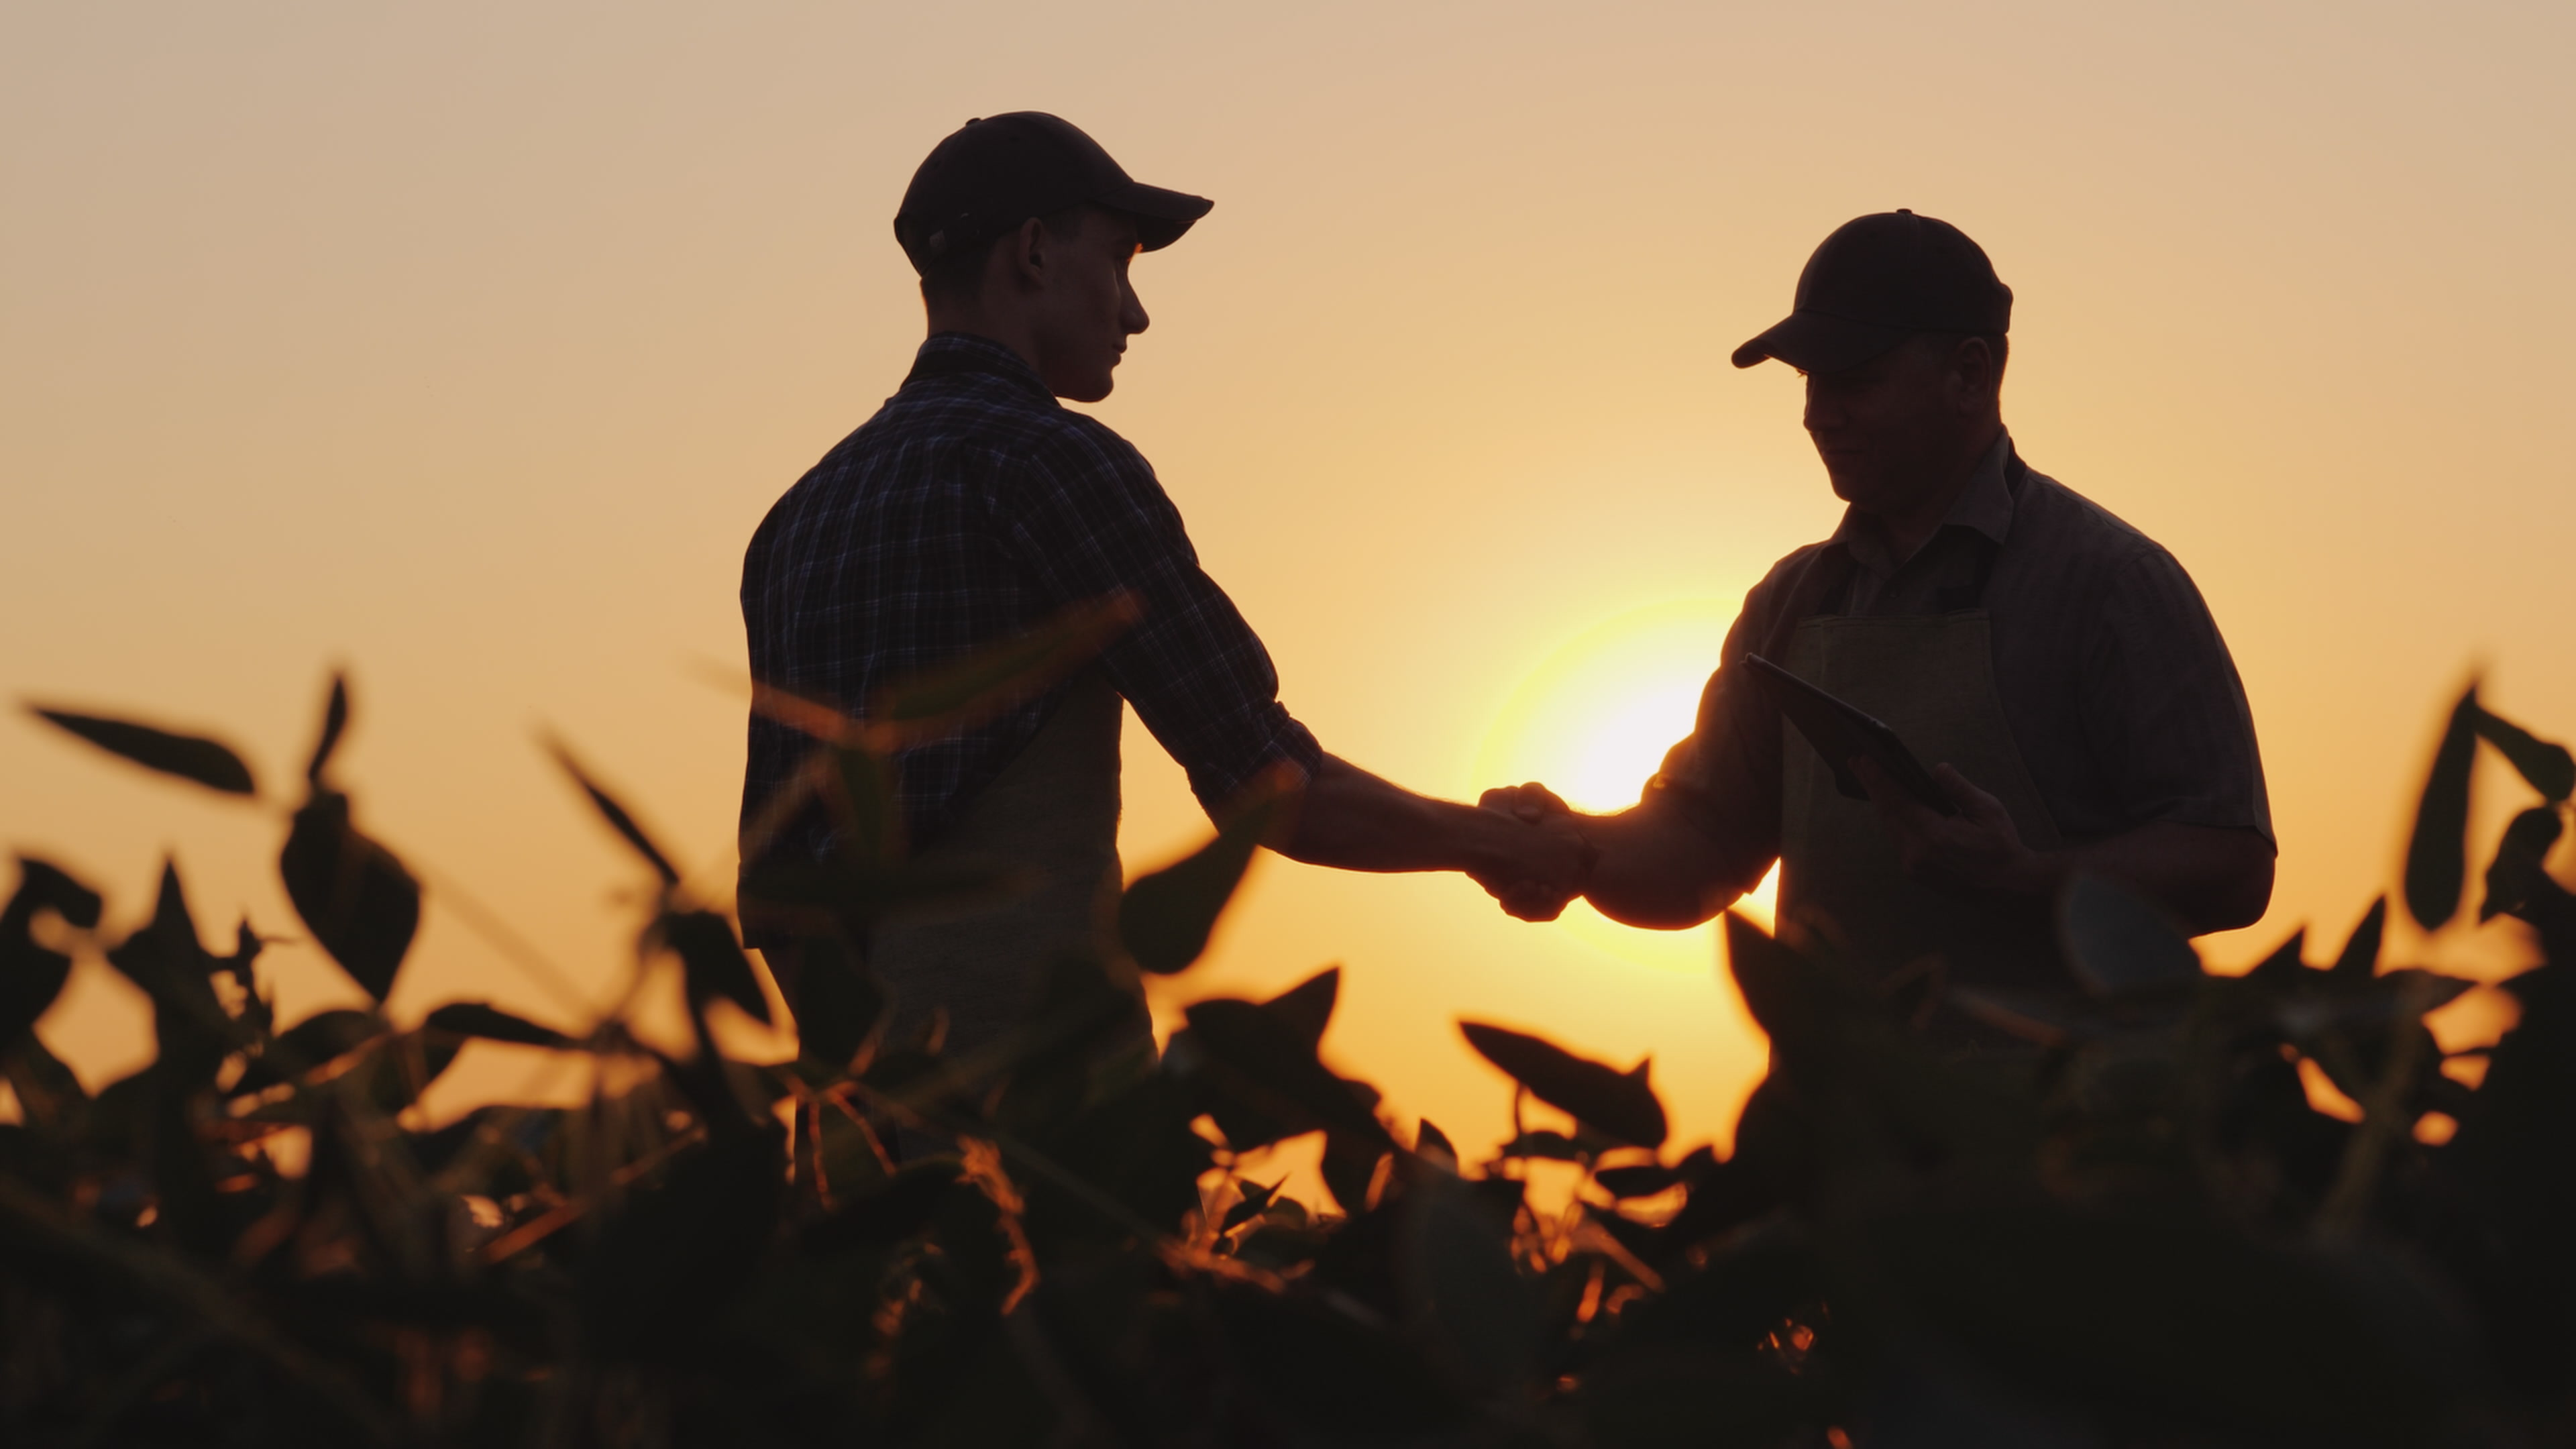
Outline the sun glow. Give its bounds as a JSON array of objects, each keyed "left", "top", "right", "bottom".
[{"left": 1475, "top": 600, "right": 1779, "bottom": 971}]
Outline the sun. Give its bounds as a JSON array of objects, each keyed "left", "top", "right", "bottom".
[{"left": 1473, "top": 600, "right": 1779, "bottom": 972}]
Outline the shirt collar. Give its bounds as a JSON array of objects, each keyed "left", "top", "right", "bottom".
[
  {"left": 903, "top": 331, "right": 1057, "bottom": 405},
  {"left": 1829, "top": 430, "right": 2018, "bottom": 576}
]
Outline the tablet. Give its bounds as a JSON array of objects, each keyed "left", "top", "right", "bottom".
[{"left": 1743, "top": 654, "right": 1961, "bottom": 816}]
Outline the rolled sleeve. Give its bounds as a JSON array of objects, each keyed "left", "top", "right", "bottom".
[
  {"left": 1640, "top": 574, "right": 1796, "bottom": 891},
  {"left": 1008, "top": 424, "right": 1324, "bottom": 811},
  {"left": 2079, "top": 545, "right": 2274, "bottom": 843}
]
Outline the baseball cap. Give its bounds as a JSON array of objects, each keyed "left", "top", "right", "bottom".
[
  {"left": 1731, "top": 210, "right": 2012, "bottom": 372},
  {"left": 894, "top": 112, "right": 1213, "bottom": 274}
]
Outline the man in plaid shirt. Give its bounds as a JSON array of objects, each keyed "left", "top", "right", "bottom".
[{"left": 741, "top": 114, "right": 1585, "bottom": 1071}]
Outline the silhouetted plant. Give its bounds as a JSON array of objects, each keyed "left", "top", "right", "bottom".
[{"left": 3, "top": 641, "right": 2570, "bottom": 1446}]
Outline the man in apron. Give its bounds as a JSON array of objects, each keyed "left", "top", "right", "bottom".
[
  {"left": 1482, "top": 211, "right": 2273, "bottom": 1001},
  {"left": 740, "top": 114, "right": 1588, "bottom": 1100}
]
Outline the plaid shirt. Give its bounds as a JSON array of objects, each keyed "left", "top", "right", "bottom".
[{"left": 740, "top": 332, "right": 1323, "bottom": 867}]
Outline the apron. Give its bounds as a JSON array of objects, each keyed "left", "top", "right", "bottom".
[
  {"left": 1775, "top": 563, "right": 2069, "bottom": 998},
  {"left": 869, "top": 669, "right": 1146, "bottom": 1071}
]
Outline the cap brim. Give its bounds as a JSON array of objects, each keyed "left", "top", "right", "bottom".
[
  {"left": 1105, "top": 180, "right": 1214, "bottom": 251},
  {"left": 1729, "top": 311, "right": 1912, "bottom": 372}
]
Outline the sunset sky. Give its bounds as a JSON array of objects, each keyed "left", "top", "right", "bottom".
[{"left": 5, "top": 2, "right": 2572, "bottom": 1163}]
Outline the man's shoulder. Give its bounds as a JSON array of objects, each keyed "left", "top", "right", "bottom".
[
  {"left": 2012, "top": 464, "right": 2163, "bottom": 570},
  {"left": 1743, "top": 539, "right": 1841, "bottom": 609},
  {"left": 848, "top": 376, "right": 1144, "bottom": 478}
]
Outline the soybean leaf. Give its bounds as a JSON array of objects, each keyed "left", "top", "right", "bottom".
[
  {"left": 30, "top": 707, "right": 255, "bottom": 796},
  {"left": 2059, "top": 875, "right": 2202, "bottom": 995},
  {"left": 1263, "top": 966, "right": 1338, "bottom": 1048},
  {"left": 1499, "top": 1130, "right": 1585, "bottom": 1162},
  {"left": 1118, "top": 773, "right": 1293, "bottom": 975},
  {"left": 2405, "top": 686, "right": 2479, "bottom": 931},
  {"left": 2481, "top": 806, "right": 2565, "bottom": 922},
  {"left": 280, "top": 790, "right": 420, "bottom": 1003},
  {"left": 1723, "top": 913, "right": 1834, "bottom": 1065},
  {"left": 1401, "top": 1169, "right": 1543, "bottom": 1399},
  {"left": 828, "top": 746, "right": 902, "bottom": 868},
  {"left": 800, "top": 1161, "right": 965, "bottom": 1256},
  {"left": 1, "top": 858, "right": 101, "bottom": 1046},
  {"left": 2247, "top": 927, "right": 2310, "bottom": 987},
  {"left": 105, "top": 863, "right": 233, "bottom": 1091},
  {"left": 775, "top": 932, "right": 883, "bottom": 1072},
  {"left": 2471, "top": 703, "right": 2575, "bottom": 802},
  {"left": 424, "top": 1002, "right": 577, "bottom": 1051},
  {"left": 655, "top": 909, "right": 770, "bottom": 1026},
  {"left": 1222, "top": 1177, "right": 1281, "bottom": 1233},
  {"left": 2331, "top": 898, "right": 2387, "bottom": 981},
  {"left": 863, "top": 592, "right": 1142, "bottom": 751},
  {"left": 305, "top": 674, "right": 350, "bottom": 783},
  {"left": 1415, "top": 1117, "right": 1460, "bottom": 1172},
  {"left": 1319, "top": 1129, "right": 1387, "bottom": 1216},
  {"left": 1180, "top": 996, "right": 1388, "bottom": 1150},
  {"left": 1459, "top": 1022, "right": 1667, "bottom": 1148},
  {"left": 1595, "top": 1163, "right": 1682, "bottom": 1198},
  {"left": 547, "top": 741, "right": 680, "bottom": 886}
]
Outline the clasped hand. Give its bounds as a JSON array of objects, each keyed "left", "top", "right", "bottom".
[{"left": 1472, "top": 782, "right": 1591, "bottom": 921}]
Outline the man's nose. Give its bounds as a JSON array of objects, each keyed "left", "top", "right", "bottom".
[
  {"left": 1803, "top": 380, "right": 1840, "bottom": 433},
  {"left": 1122, "top": 284, "right": 1149, "bottom": 337}
]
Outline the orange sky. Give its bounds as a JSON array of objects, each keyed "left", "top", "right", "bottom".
[{"left": 5, "top": 2, "right": 2573, "bottom": 1163}]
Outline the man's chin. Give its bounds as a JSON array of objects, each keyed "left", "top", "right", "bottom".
[{"left": 1055, "top": 373, "right": 1116, "bottom": 405}]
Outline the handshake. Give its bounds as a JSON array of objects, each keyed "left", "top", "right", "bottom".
[{"left": 1467, "top": 782, "right": 1595, "bottom": 922}]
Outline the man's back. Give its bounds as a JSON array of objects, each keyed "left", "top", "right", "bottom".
[{"left": 741, "top": 331, "right": 1318, "bottom": 873}]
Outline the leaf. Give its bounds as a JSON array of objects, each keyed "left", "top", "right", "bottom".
[
  {"left": 280, "top": 790, "right": 420, "bottom": 1003},
  {"left": 1459, "top": 1022, "right": 1667, "bottom": 1148},
  {"left": 2405, "top": 686, "right": 2479, "bottom": 931},
  {"left": 1401, "top": 1169, "right": 1544, "bottom": 1399},
  {"left": 775, "top": 931, "right": 883, "bottom": 1071},
  {"left": 2471, "top": 703, "right": 2575, "bottom": 802},
  {"left": 827, "top": 745, "right": 902, "bottom": 867},
  {"left": 105, "top": 863, "right": 233, "bottom": 1091},
  {"left": 30, "top": 707, "right": 256, "bottom": 796},
  {"left": 1414, "top": 1118, "right": 1459, "bottom": 1173},
  {"left": 863, "top": 593, "right": 1142, "bottom": 751},
  {"left": 1595, "top": 1163, "right": 1682, "bottom": 1198},
  {"left": 1497, "top": 1130, "right": 1585, "bottom": 1162},
  {"left": 1318, "top": 1130, "right": 1387, "bottom": 1215},
  {"left": 547, "top": 740, "right": 680, "bottom": 886},
  {"left": 1263, "top": 966, "right": 1338, "bottom": 1048},
  {"left": 1721, "top": 913, "right": 1834, "bottom": 1067},
  {"left": 1222, "top": 1177, "right": 1281, "bottom": 1233},
  {"left": 2059, "top": 875, "right": 2202, "bottom": 995},
  {"left": 1, "top": 858, "right": 101, "bottom": 1046},
  {"left": 305, "top": 673, "right": 349, "bottom": 783},
  {"left": 424, "top": 1002, "right": 576, "bottom": 1051},
  {"left": 1118, "top": 772, "right": 1293, "bottom": 975},
  {"left": 580, "top": 1129, "right": 785, "bottom": 1354},
  {"left": 1867, "top": 1204, "right": 2456, "bottom": 1440},
  {"left": 2331, "top": 898, "right": 2387, "bottom": 981},
  {"left": 800, "top": 1160, "right": 965, "bottom": 1256},
  {"left": 1178, "top": 997, "right": 1389, "bottom": 1150},
  {"left": 653, "top": 910, "right": 771, "bottom": 1026},
  {"left": 2480, "top": 806, "right": 2565, "bottom": 922},
  {"left": 2247, "top": 926, "right": 2310, "bottom": 987}
]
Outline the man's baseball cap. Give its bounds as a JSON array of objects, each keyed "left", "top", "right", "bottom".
[
  {"left": 893, "top": 112, "right": 1213, "bottom": 274},
  {"left": 1731, "top": 210, "right": 2012, "bottom": 372}
]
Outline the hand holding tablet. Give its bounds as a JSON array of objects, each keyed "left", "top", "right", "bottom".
[{"left": 1743, "top": 655, "right": 1962, "bottom": 817}]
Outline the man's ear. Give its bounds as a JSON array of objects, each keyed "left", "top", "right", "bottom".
[
  {"left": 1001, "top": 215, "right": 1051, "bottom": 292},
  {"left": 1948, "top": 336, "right": 1999, "bottom": 414}
]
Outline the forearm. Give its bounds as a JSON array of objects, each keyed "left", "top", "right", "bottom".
[
  {"left": 1281, "top": 755, "right": 1539, "bottom": 876},
  {"left": 1580, "top": 806, "right": 1770, "bottom": 930}
]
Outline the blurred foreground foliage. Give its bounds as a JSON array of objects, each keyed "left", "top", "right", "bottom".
[{"left": 4, "top": 629, "right": 2573, "bottom": 1447}]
